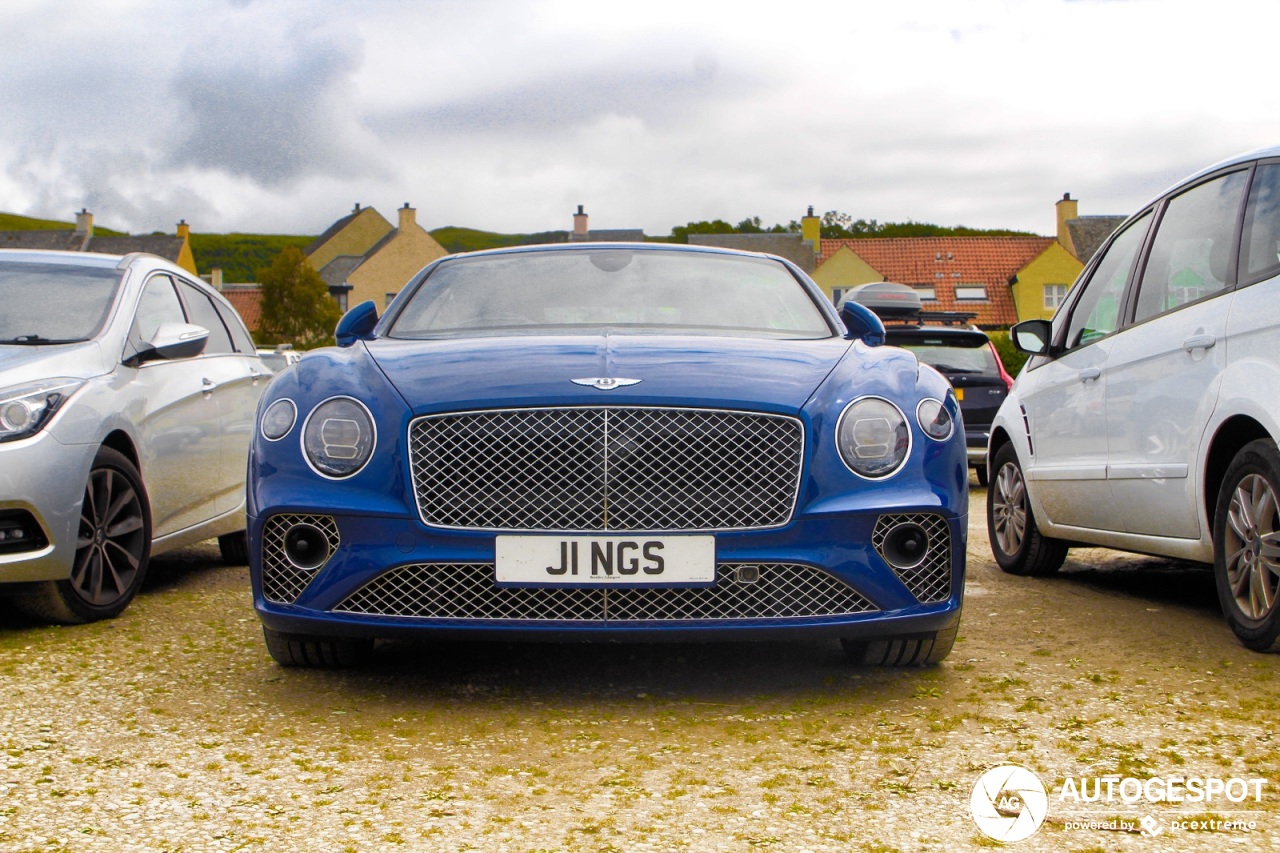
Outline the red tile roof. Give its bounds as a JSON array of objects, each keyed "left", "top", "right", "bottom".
[
  {"left": 222, "top": 286, "right": 263, "bottom": 334},
  {"left": 820, "top": 237, "right": 1055, "bottom": 326}
]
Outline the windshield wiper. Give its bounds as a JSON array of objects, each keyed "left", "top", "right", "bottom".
[{"left": 0, "top": 334, "right": 81, "bottom": 345}]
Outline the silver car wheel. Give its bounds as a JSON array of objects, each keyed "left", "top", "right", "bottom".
[
  {"left": 73, "top": 465, "right": 146, "bottom": 607},
  {"left": 1223, "top": 473, "right": 1280, "bottom": 621},
  {"left": 991, "top": 460, "right": 1027, "bottom": 557}
]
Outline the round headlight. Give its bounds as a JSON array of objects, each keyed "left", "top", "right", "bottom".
[
  {"left": 916, "top": 398, "right": 954, "bottom": 441},
  {"left": 302, "top": 397, "right": 376, "bottom": 478},
  {"left": 260, "top": 398, "right": 297, "bottom": 441},
  {"left": 836, "top": 396, "right": 910, "bottom": 478}
]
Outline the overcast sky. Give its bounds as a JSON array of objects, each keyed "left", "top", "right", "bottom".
[{"left": 2, "top": 0, "right": 1276, "bottom": 239}]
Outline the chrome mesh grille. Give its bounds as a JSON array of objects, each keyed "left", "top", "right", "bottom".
[
  {"left": 332, "top": 563, "right": 876, "bottom": 621},
  {"left": 260, "top": 514, "right": 340, "bottom": 604},
  {"left": 872, "top": 513, "right": 952, "bottom": 603},
  {"left": 409, "top": 407, "right": 803, "bottom": 531}
]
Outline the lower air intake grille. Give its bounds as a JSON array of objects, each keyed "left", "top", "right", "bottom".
[
  {"left": 872, "top": 513, "right": 952, "bottom": 603},
  {"left": 260, "top": 514, "right": 340, "bottom": 604},
  {"left": 333, "top": 563, "right": 876, "bottom": 621}
]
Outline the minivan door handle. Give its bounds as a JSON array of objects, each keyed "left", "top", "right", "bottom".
[
  {"left": 1182, "top": 333, "right": 1217, "bottom": 352},
  {"left": 1078, "top": 367, "right": 1102, "bottom": 382}
]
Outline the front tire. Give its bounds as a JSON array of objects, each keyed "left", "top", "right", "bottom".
[
  {"left": 13, "top": 446, "right": 152, "bottom": 624},
  {"left": 1214, "top": 439, "right": 1280, "bottom": 652},
  {"left": 987, "top": 443, "right": 1067, "bottom": 576},
  {"left": 263, "top": 627, "right": 374, "bottom": 667}
]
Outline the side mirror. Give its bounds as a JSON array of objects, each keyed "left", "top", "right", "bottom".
[
  {"left": 839, "top": 301, "right": 886, "bottom": 347},
  {"left": 1010, "top": 319, "right": 1053, "bottom": 356},
  {"left": 335, "top": 301, "right": 379, "bottom": 348},
  {"left": 138, "top": 322, "right": 209, "bottom": 363}
]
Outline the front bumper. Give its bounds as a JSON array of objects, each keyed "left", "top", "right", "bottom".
[
  {"left": 0, "top": 431, "right": 94, "bottom": 583},
  {"left": 250, "top": 506, "right": 967, "bottom": 642}
]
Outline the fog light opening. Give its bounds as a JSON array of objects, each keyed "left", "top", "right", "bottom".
[
  {"left": 283, "top": 522, "right": 331, "bottom": 570},
  {"left": 881, "top": 522, "right": 930, "bottom": 570}
]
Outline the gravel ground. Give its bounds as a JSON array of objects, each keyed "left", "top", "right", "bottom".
[{"left": 2, "top": 486, "right": 1279, "bottom": 852}]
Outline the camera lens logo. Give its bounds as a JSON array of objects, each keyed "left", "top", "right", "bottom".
[{"left": 970, "top": 765, "right": 1049, "bottom": 842}]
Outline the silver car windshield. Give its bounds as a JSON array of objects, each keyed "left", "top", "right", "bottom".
[
  {"left": 388, "top": 249, "right": 835, "bottom": 340},
  {"left": 0, "top": 261, "right": 123, "bottom": 344}
]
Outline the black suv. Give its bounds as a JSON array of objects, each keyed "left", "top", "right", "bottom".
[{"left": 847, "top": 283, "right": 1013, "bottom": 485}]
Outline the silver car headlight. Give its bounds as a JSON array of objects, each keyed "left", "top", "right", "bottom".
[
  {"left": 302, "top": 397, "right": 376, "bottom": 478},
  {"left": 0, "top": 378, "right": 85, "bottom": 443},
  {"left": 836, "top": 396, "right": 910, "bottom": 478}
]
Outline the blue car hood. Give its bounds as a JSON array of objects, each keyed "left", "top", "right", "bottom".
[{"left": 364, "top": 334, "right": 855, "bottom": 415}]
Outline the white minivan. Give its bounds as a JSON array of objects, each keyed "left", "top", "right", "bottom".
[{"left": 988, "top": 145, "right": 1280, "bottom": 652}]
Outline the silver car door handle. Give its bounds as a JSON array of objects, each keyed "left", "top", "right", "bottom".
[
  {"left": 202, "top": 377, "right": 218, "bottom": 394},
  {"left": 249, "top": 368, "right": 263, "bottom": 384},
  {"left": 1078, "top": 367, "right": 1101, "bottom": 382},
  {"left": 1182, "top": 333, "right": 1217, "bottom": 352}
]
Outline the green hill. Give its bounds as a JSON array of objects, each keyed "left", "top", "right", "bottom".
[
  {"left": 430, "top": 226, "right": 568, "bottom": 253},
  {"left": 188, "top": 233, "right": 315, "bottom": 283},
  {"left": 0, "top": 212, "right": 126, "bottom": 236}
]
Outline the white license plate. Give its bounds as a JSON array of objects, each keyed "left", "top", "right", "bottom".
[{"left": 495, "top": 535, "right": 716, "bottom": 585}]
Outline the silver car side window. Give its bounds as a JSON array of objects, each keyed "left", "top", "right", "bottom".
[
  {"left": 1133, "top": 170, "right": 1247, "bottom": 324},
  {"left": 133, "top": 275, "right": 186, "bottom": 342},
  {"left": 1063, "top": 211, "right": 1152, "bottom": 351},
  {"left": 1242, "top": 163, "right": 1280, "bottom": 284}
]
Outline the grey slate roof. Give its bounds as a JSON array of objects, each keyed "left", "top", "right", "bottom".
[
  {"left": 317, "top": 255, "right": 364, "bottom": 288},
  {"left": 1067, "top": 216, "right": 1127, "bottom": 264},
  {"left": 0, "top": 230, "right": 187, "bottom": 263},
  {"left": 569, "top": 228, "right": 647, "bottom": 243},
  {"left": 687, "top": 233, "right": 817, "bottom": 273}
]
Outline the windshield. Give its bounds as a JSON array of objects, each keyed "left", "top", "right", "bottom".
[
  {"left": 0, "top": 260, "right": 123, "bottom": 343},
  {"left": 894, "top": 336, "right": 999, "bottom": 375},
  {"left": 388, "top": 249, "right": 835, "bottom": 340}
]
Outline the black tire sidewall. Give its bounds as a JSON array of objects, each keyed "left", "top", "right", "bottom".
[
  {"left": 1213, "top": 439, "right": 1280, "bottom": 648},
  {"left": 59, "top": 446, "right": 153, "bottom": 621},
  {"left": 987, "top": 443, "right": 1031, "bottom": 570}
]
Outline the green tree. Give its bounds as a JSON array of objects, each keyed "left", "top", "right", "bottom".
[{"left": 256, "top": 246, "right": 342, "bottom": 348}]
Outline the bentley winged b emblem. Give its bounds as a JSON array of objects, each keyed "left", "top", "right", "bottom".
[{"left": 571, "top": 377, "right": 642, "bottom": 391}]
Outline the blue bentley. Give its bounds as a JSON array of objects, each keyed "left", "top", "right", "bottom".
[{"left": 248, "top": 244, "right": 966, "bottom": 667}]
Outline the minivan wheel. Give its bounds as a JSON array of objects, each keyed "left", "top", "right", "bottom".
[
  {"left": 987, "top": 443, "right": 1067, "bottom": 576},
  {"left": 1214, "top": 439, "right": 1280, "bottom": 652},
  {"left": 12, "top": 446, "right": 152, "bottom": 624}
]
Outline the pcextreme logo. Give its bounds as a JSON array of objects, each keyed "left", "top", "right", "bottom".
[{"left": 970, "top": 764, "right": 1049, "bottom": 842}]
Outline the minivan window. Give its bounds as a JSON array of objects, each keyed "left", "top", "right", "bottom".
[
  {"left": 1064, "top": 211, "right": 1151, "bottom": 350},
  {"left": 1133, "top": 171, "right": 1247, "bottom": 324},
  {"left": 1242, "top": 163, "right": 1280, "bottom": 283}
]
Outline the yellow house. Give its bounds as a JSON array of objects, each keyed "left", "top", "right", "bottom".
[
  {"left": 1008, "top": 241, "right": 1080, "bottom": 321},
  {"left": 306, "top": 203, "right": 448, "bottom": 312},
  {"left": 0, "top": 209, "right": 199, "bottom": 275},
  {"left": 809, "top": 244, "right": 884, "bottom": 306}
]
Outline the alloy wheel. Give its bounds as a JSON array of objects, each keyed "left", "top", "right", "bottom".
[
  {"left": 72, "top": 466, "right": 147, "bottom": 607},
  {"left": 1223, "top": 473, "right": 1280, "bottom": 621},
  {"left": 991, "top": 461, "right": 1027, "bottom": 557}
]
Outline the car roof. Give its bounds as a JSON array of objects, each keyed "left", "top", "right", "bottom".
[
  {"left": 0, "top": 248, "right": 122, "bottom": 269},
  {"left": 884, "top": 324, "right": 990, "bottom": 343}
]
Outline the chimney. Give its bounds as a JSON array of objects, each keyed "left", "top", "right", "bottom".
[
  {"left": 353, "top": 202, "right": 361, "bottom": 214},
  {"left": 1056, "top": 192, "right": 1078, "bottom": 250},
  {"left": 801, "top": 205, "right": 821, "bottom": 250},
  {"left": 176, "top": 219, "right": 190, "bottom": 239},
  {"left": 210, "top": 267, "right": 223, "bottom": 291},
  {"left": 398, "top": 202, "right": 416, "bottom": 230},
  {"left": 74, "top": 208, "right": 93, "bottom": 236},
  {"left": 573, "top": 204, "right": 589, "bottom": 238}
]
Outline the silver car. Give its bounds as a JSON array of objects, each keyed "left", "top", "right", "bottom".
[{"left": 0, "top": 249, "right": 267, "bottom": 622}]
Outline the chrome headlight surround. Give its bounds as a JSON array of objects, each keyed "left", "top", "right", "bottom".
[
  {"left": 915, "top": 398, "right": 954, "bottom": 442},
  {"left": 836, "top": 396, "right": 911, "bottom": 479},
  {"left": 301, "top": 396, "right": 377, "bottom": 479},
  {"left": 260, "top": 398, "right": 298, "bottom": 442},
  {"left": 0, "top": 378, "right": 85, "bottom": 443}
]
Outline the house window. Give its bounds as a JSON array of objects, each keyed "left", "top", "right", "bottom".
[
  {"left": 831, "top": 287, "right": 847, "bottom": 306},
  {"left": 914, "top": 286, "right": 936, "bottom": 301},
  {"left": 1044, "top": 283, "right": 1068, "bottom": 310},
  {"left": 333, "top": 291, "right": 348, "bottom": 312},
  {"left": 955, "top": 285, "right": 988, "bottom": 301}
]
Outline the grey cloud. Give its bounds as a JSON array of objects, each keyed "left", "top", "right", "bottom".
[{"left": 167, "top": 31, "right": 368, "bottom": 185}]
